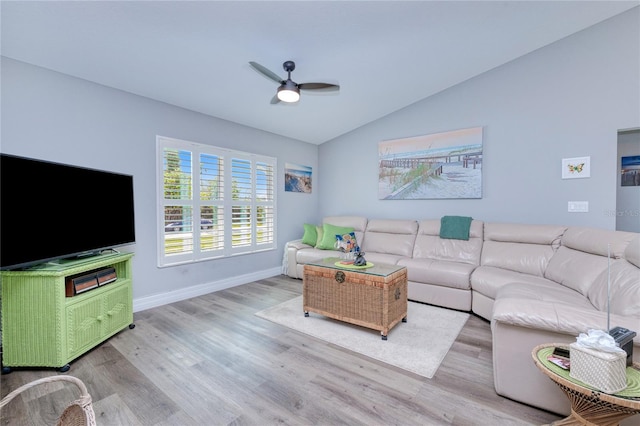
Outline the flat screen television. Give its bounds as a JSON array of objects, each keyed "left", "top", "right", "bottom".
[{"left": 0, "top": 154, "right": 136, "bottom": 270}]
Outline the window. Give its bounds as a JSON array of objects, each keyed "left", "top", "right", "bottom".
[{"left": 157, "top": 136, "right": 276, "bottom": 267}]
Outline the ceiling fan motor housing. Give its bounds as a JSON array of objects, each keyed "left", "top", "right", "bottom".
[
  {"left": 283, "top": 61, "right": 296, "bottom": 72},
  {"left": 281, "top": 79, "right": 298, "bottom": 91}
]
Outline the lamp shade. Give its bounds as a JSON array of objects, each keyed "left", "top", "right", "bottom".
[{"left": 277, "top": 80, "right": 300, "bottom": 103}]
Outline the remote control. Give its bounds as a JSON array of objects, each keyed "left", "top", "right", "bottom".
[
  {"left": 609, "top": 326, "right": 637, "bottom": 342},
  {"left": 609, "top": 326, "right": 636, "bottom": 366}
]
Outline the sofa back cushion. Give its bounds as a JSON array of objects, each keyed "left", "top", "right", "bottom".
[
  {"left": 544, "top": 227, "right": 637, "bottom": 296},
  {"left": 560, "top": 227, "right": 636, "bottom": 259},
  {"left": 322, "top": 216, "right": 368, "bottom": 248},
  {"left": 624, "top": 235, "right": 640, "bottom": 268},
  {"left": 361, "top": 219, "right": 418, "bottom": 257},
  {"left": 480, "top": 222, "right": 566, "bottom": 276},
  {"left": 587, "top": 258, "right": 640, "bottom": 317},
  {"left": 413, "top": 219, "right": 483, "bottom": 265}
]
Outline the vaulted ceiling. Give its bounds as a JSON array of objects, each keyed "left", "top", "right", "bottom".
[{"left": 2, "top": 1, "right": 637, "bottom": 144}]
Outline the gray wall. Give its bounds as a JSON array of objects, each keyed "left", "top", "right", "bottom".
[
  {"left": 1, "top": 57, "right": 319, "bottom": 309},
  {"left": 318, "top": 8, "right": 639, "bottom": 229}
]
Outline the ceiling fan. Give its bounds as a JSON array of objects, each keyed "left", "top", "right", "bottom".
[{"left": 249, "top": 60, "right": 340, "bottom": 104}]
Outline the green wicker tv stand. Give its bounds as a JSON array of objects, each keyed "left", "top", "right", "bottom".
[{"left": 1, "top": 252, "right": 134, "bottom": 373}]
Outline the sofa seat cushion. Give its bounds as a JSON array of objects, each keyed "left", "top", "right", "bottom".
[
  {"left": 493, "top": 282, "right": 636, "bottom": 337},
  {"left": 471, "top": 266, "right": 555, "bottom": 300},
  {"left": 497, "top": 281, "right": 594, "bottom": 310},
  {"left": 296, "top": 248, "right": 340, "bottom": 264},
  {"left": 398, "top": 257, "right": 474, "bottom": 290}
]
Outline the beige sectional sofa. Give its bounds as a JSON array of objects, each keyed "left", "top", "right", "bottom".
[{"left": 283, "top": 215, "right": 640, "bottom": 417}]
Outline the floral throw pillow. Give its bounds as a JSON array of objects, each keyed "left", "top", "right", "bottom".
[{"left": 335, "top": 231, "right": 358, "bottom": 253}]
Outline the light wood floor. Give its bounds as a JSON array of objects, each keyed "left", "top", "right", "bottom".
[{"left": 1, "top": 275, "right": 562, "bottom": 425}]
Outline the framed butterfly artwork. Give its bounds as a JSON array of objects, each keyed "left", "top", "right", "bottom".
[{"left": 562, "top": 156, "right": 590, "bottom": 179}]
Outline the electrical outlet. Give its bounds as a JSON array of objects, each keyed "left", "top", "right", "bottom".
[{"left": 568, "top": 201, "right": 589, "bottom": 213}]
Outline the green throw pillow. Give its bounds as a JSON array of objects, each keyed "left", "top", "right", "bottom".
[
  {"left": 315, "top": 225, "right": 324, "bottom": 247},
  {"left": 301, "top": 223, "right": 318, "bottom": 246},
  {"left": 316, "top": 223, "right": 355, "bottom": 250}
]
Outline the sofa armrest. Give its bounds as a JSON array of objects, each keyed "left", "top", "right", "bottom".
[
  {"left": 286, "top": 239, "right": 310, "bottom": 250},
  {"left": 492, "top": 294, "right": 640, "bottom": 415},
  {"left": 284, "top": 239, "right": 310, "bottom": 278},
  {"left": 493, "top": 296, "right": 639, "bottom": 345}
]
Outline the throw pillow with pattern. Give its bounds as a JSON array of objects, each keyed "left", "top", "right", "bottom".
[{"left": 335, "top": 231, "right": 358, "bottom": 252}]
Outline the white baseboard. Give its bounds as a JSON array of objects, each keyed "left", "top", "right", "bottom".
[{"left": 132, "top": 266, "right": 282, "bottom": 313}]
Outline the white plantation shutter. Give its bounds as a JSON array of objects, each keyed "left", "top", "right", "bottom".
[
  {"left": 200, "top": 152, "right": 225, "bottom": 254},
  {"left": 157, "top": 136, "right": 276, "bottom": 267},
  {"left": 161, "top": 147, "right": 194, "bottom": 265},
  {"left": 256, "top": 161, "right": 275, "bottom": 246},
  {"left": 231, "top": 158, "right": 252, "bottom": 251}
]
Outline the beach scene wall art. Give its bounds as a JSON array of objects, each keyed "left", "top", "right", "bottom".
[
  {"left": 284, "top": 163, "right": 312, "bottom": 193},
  {"left": 378, "top": 127, "right": 483, "bottom": 199},
  {"left": 621, "top": 155, "right": 640, "bottom": 186}
]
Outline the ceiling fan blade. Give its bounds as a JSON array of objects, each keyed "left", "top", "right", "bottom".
[
  {"left": 270, "top": 94, "right": 281, "bottom": 104},
  {"left": 249, "top": 61, "right": 283, "bottom": 84},
  {"left": 298, "top": 82, "right": 340, "bottom": 92}
]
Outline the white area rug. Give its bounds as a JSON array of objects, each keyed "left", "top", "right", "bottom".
[{"left": 256, "top": 296, "right": 469, "bottom": 378}]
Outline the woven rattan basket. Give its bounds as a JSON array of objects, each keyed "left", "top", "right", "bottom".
[
  {"left": 569, "top": 342, "right": 628, "bottom": 394},
  {"left": 0, "top": 375, "right": 96, "bottom": 426}
]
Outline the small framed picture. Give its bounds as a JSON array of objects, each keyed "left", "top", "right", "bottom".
[
  {"left": 621, "top": 155, "right": 640, "bottom": 186},
  {"left": 562, "top": 156, "right": 590, "bottom": 179},
  {"left": 284, "top": 163, "right": 312, "bottom": 193}
]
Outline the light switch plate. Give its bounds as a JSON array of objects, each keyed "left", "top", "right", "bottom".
[{"left": 568, "top": 201, "right": 589, "bottom": 212}]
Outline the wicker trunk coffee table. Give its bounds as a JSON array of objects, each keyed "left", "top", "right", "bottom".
[{"left": 303, "top": 258, "right": 407, "bottom": 340}]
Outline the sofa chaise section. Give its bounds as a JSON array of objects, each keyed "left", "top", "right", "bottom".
[{"left": 491, "top": 231, "right": 640, "bottom": 416}]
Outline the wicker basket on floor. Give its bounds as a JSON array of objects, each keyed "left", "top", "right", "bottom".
[{"left": 0, "top": 375, "right": 96, "bottom": 426}]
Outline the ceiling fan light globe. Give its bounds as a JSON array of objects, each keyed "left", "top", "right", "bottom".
[{"left": 277, "top": 86, "right": 300, "bottom": 103}]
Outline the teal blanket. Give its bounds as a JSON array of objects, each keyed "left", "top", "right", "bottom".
[{"left": 440, "top": 215, "right": 473, "bottom": 241}]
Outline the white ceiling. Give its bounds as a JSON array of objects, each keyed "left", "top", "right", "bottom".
[{"left": 2, "top": 1, "right": 637, "bottom": 145}]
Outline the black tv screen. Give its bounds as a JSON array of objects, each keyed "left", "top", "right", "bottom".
[{"left": 0, "top": 154, "right": 136, "bottom": 270}]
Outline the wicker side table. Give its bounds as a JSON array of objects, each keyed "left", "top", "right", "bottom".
[{"left": 532, "top": 343, "right": 640, "bottom": 426}]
